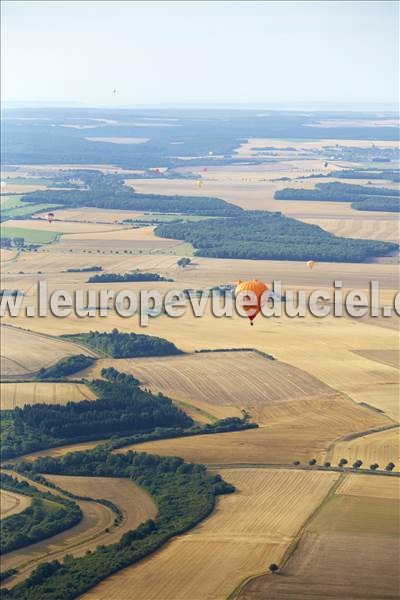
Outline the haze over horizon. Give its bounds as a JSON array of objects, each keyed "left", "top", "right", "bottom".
[{"left": 1, "top": 1, "right": 398, "bottom": 110}]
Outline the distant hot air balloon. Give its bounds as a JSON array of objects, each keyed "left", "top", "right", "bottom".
[
  {"left": 47, "top": 212, "right": 55, "bottom": 224},
  {"left": 208, "top": 151, "right": 213, "bottom": 156},
  {"left": 197, "top": 179, "right": 204, "bottom": 188},
  {"left": 307, "top": 260, "right": 316, "bottom": 270},
  {"left": 324, "top": 162, "right": 328, "bottom": 168},
  {"left": 235, "top": 279, "right": 269, "bottom": 325},
  {"left": 113, "top": 89, "right": 117, "bottom": 95},
  {"left": 155, "top": 168, "right": 161, "bottom": 174},
  {"left": 203, "top": 168, "right": 208, "bottom": 172}
]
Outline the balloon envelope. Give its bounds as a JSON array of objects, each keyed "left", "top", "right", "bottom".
[
  {"left": 235, "top": 279, "right": 269, "bottom": 323},
  {"left": 307, "top": 260, "right": 316, "bottom": 269}
]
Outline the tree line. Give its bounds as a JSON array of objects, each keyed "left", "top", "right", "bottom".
[
  {"left": 87, "top": 272, "right": 171, "bottom": 283},
  {"left": 0, "top": 473, "right": 81, "bottom": 554},
  {"left": 62, "top": 328, "right": 182, "bottom": 358},
  {"left": 5, "top": 447, "right": 234, "bottom": 600},
  {"left": 275, "top": 182, "right": 400, "bottom": 212},
  {"left": 37, "top": 355, "right": 95, "bottom": 380}
]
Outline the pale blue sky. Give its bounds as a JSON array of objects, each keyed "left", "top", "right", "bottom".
[{"left": 1, "top": 1, "right": 398, "bottom": 107}]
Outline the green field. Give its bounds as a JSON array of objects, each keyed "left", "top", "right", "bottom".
[
  {"left": 1, "top": 195, "right": 24, "bottom": 209},
  {"left": 1, "top": 196, "right": 59, "bottom": 219},
  {"left": 0, "top": 226, "right": 59, "bottom": 243}
]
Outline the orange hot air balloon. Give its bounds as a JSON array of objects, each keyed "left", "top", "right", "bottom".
[
  {"left": 235, "top": 279, "right": 269, "bottom": 325},
  {"left": 47, "top": 212, "right": 55, "bottom": 224},
  {"left": 307, "top": 260, "right": 316, "bottom": 270}
]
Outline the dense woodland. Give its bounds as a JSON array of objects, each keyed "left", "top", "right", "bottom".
[
  {"left": 62, "top": 329, "right": 182, "bottom": 358},
  {"left": 20, "top": 170, "right": 242, "bottom": 216},
  {"left": 0, "top": 473, "right": 81, "bottom": 554},
  {"left": 37, "top": 355, "right": 95, "bottom": 379},
  {"left": 275, "top": 182, "right": 400, "bottom": 212},
  {"left": 87, "top": 272, "right": 171, "bottom": 283},
  {"left": 5, "top": 448, "right": 234, "bottom": 600},
  {"left": 331, "top": 169, "right": 399, "bottom": 181},
  {"left": 0, "top": 369, "right": 191, "bottom": 459},
  {"left": 156, "top": 211, "right": 397, "bottom": 262},
  {"left": 15, "top": 371, "right": 192, "bottom": 440}
]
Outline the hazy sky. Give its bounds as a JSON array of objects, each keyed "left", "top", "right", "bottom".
[{"left": 1, "top": 1, "right": 398, "bottom": 107}]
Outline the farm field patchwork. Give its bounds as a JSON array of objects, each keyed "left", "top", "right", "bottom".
[
  {"left": 239, "top": 472, "right": 400, "bottom": 600},
  {"left": 80, "top": 469, "right": 338, "bottom": 600}
]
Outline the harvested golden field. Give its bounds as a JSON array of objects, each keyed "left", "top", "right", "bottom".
[
  {"left": 65, "top": 224, "right": 170, "bottom": 241},
  {"left": 0, "top": 489, "right": 31, "bottom": 518},
  {"left": 308, "top": 493, "right": 398, "bottom": 536},
  {"left": 12, "top": 439, "right": 104, "bottom": 464},
  {"left": 240, "top": 531, "right": 400, "bottom": 600},
  {"left": 45, "top": 475, "right": 157, "bottom": 534},
  {"left": 0, "top": 248, "right": 17, "bottom": 262},
  {"left": 128, "top": 174, "right": 400, "bottom": 228},
  {"left": 236, "top": 137, "right": 400, "bottom": 155},
  {"left": 327, "top": 426, "right": 400, "bottom": 468},
  {"left": 1, "top": 245, "right": 179, "bottom": 276},
  {"left": 336, "top": 472, "right": 399, "bottom": 499},
  {"left": 5, "top": 218, "right": 125, "bottom": 235},
  {"left": 124, "top": 394, "right": 387, "bottom": 465},
  {"left": 79, "top": 351, "right": 335, "bottom": 424},
  {"left": 301, "top": 217, "right": 400, "bottom": 243},
  {"left": 85, "top": 136, "right": 150, "bottom": 144},
  {"left": 353, "top": 349, "right": 399, "bottom": 369},
  {"left": 4, "top": 305, "right": 398, "bottom": 420},
  {"left": 2, "top": 473, "right": 156, "bottom": 588},
  {"left": 54, "top": 224, "right": 188, "bottom": 252},
  {"left": 80, "top": 469, "right": 338, "bottom": 600},
  {"left": 0, "top": 381, "right": 96, "bottom": 410},
  {"left": 240, "top": 471, "right": 400, "bottom": 600},
  {"left": 0, "top": 183, "right": 52, "bottom": 193},
  {"left": 35, "top": 206, "right": 144, "bottom": 224},
  {"left": 0, "top": 325, "right": 96, "bottom": 379}
]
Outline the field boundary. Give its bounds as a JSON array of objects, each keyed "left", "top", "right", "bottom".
[
  {"left": 324, "top": 423, "right": 399, "bottom": 462},
  {"left": 227, "top": 470, "right": 345, "bottom": 600}
]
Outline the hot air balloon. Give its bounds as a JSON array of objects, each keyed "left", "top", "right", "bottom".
[
  {"left": 208, "top": 151, "right": 213, "bottom": 156},
  {"left": 324, "top": 162, "right": 328, "bottom": 168},
  {"left": 47, "top": 212, "right": 55, "bottom": 224},
  {"left": 307, "top": 260, "right": 316, "bottom": 270},
  {"left": 197, "top": 179, "right": 203, "bottom": 188},
  {"left": 155, "top": 168, "right": 161, "bottom": 174},
  {"left": 235, "top": 279, "right": 269, "bottom": 325},
  {"left": 203, "top": 168, "right": 208, "bottom": 172}
]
